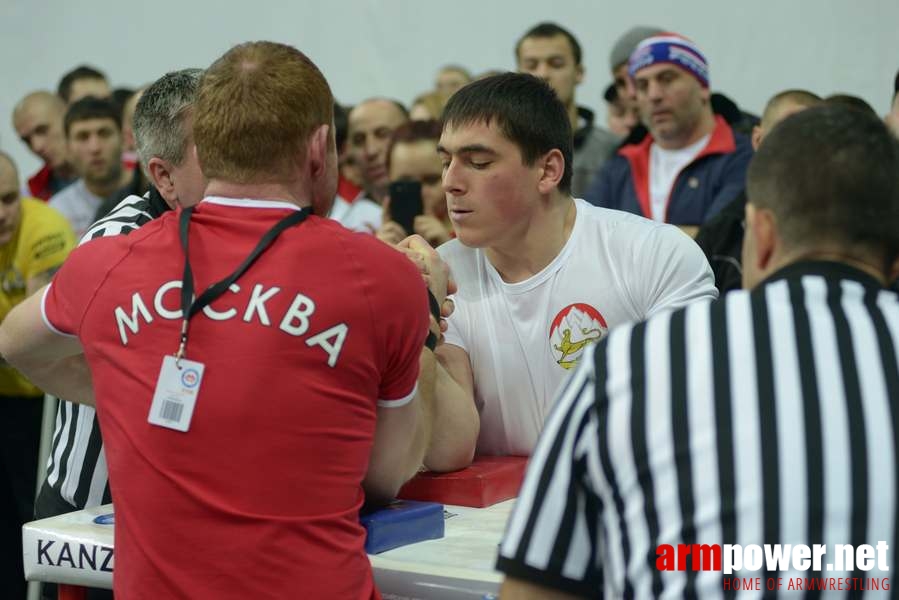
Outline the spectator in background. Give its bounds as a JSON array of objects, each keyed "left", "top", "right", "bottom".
[
  {"left": 603, "top": 83, "right": 638, "bottom": 138},
  {"left": 377, "top": 120, "right": 452, "bottom": 247},
  {"left": 586, "top": 32, "right": 752, "bottom": 237},
  {"left": 696, "top": 89, "right": 822, "bottom": 294},
  {"left": 409, "top": 90, "right": 447, "bottom": 121},
  {"left": 111, "top": 87, "right": 134, "bottom": 115},
  {"left": 57, "top": 65, "right": 111, "bottom": 104},
  {"left": 329, "top": 102, "right": 382, "bottom": 232},
  {"left": 885, "top": 69, "right": 899, "bottom": 137},
  {"left": 94, "top": 87, "right": 149, "bottom": 219},
  {"left": 0, "top": 151, "right": 75, "bottom": 600},
  {"left": 608, "top": 25, "right": 664, "bottom": 134},
  {"left": 11, "top": 91, "right": 76, "bottom": 200},
  {"left": 346, "top": 98, "right": 409, "bottom": 204},
  {"left": 120, "top": 87, "right": 145, "bottom": 169},
  {"left": 516, "top": 22, "right": 618, "bottom": 197},
  {"left": 435, "top": 64, "right": 471, "bottom": 98},
  {"left": 608, "top": 26, "right": 758, "bottom": 143},
  {"left": 825, "top": 93, "right": 879, "bottom": 117},
  {"left": 49, "top": 97, "right": 130, "bottom": 237},
  {"left": 334, "top": 103, "right": 365, "bottom": 191}
]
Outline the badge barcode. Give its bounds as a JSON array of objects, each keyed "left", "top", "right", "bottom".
[{"left": 161, "top": 400, "right": 184, "bottom": 422}]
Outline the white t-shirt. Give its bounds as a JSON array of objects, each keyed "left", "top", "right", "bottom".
[
  {"left": 439, "top": 199, "right": 716, "bottom": 456},
  {"left": 48, "top": 179, "right": 105, "bottom": 238},
  {"left": 328, "top": 194, "right": 382, "bottom": 233},
  {"left": 649, "top": 134, "right": 710, "bottom": 221}
]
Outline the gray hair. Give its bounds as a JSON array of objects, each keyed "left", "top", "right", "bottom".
[{"left": 133, "top": 68, "right": 203, "bottom": 168}]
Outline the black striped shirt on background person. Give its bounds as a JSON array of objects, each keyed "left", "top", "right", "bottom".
[
  {"left": 497, "top": 261, "right": 897, "bottom": 599},
  {"left": 35, "top": 189, "right": 170, "bottom": 516}
]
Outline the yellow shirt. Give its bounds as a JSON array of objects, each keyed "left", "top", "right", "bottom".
[{"left": 0, "top": 198, "right": 75, "bottom": 396}]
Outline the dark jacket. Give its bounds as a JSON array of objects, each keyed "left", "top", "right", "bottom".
[
  {"left": 694, "top": 190, "right": 746, "bottom": 294},
  {"left": 584, "top": 115, "right": 752, "bottom": 225}
]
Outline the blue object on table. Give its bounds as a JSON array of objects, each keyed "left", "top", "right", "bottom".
[{"left": 360, "top": 499, "right": 445, "bottom": 554}]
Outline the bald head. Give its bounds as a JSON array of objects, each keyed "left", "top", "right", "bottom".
[
  {"left": 0, "top": 151, "right": 18, "bottom": 181},
  {"left": 13, "top": 91, "right": 65, "bottom": 121},
  {"left": 347, "top": 98, "right": 409, "bottom": 201},
  {"left": 12, "top": 91, "right": 70, "bottom": 169},
  {"left": 0, "top": 152, "right": 22, "bottom": 246}
]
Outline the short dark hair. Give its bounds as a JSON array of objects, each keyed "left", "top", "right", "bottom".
[
  {"left": 111, "top": 87, "right": 135, "bottom": 115},
  {"left": 603, "top": 83, "right": 619, "bottom": 104},
  {"left": 58, "top": 65, "right": 108, "bottom": 102},
  {"left": 64, "top": 97, "right": 122, "bottom": 136},
  {"left": 443, "top": 72, "right": 573, "bottom": 193},
  {"left": 760, "top": 89, "right": 821, "bottom": 128},
  {"left": 386, "top": 119, "right": 443, "bottom": 172},
  {"left": 515, "top": 22, "right": 582, "bottom": 66},
  {"left": 747, "top": 104, "right": 899, "bottom": 269},
  {"left": 334, "top": 102, "right": 349, "bottom": 152},
  {"left": 824, "top": 93, "right": 878, "bottom": 118}
]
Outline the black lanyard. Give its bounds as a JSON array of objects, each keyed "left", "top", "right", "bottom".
[{"left": 175, "top": 204, "right": 311, "bottom": 360}]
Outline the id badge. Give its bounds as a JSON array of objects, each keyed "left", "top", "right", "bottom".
[{"left": 148, "top": 355, "right": 205, "bottom": 432}]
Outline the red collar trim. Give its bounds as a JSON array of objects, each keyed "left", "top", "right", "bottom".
[
  {"left": 337, "top": 175, "right": 363, "bottom": 203},
  {"left": 28, "top": 165, "right": 53, "bottom": 201}
]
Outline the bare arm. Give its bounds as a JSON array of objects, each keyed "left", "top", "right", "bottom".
[
  {"left": 500, "top": 576, "right": 587, "bottom": 599},
  {"left": 363, "top": 347, "right": 436, "bottom": 505},
  {"left": 424, "top": 342, "right": 478, "bottom": 472},
  {"left": 0, "top": 286, "right": 94, "bottom": 405},
  {"left": 393, "top": 234, "right": 480, "bottom": 472}
]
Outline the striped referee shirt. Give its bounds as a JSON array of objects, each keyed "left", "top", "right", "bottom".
[
  {"left": 497, "top": 261, "right": 897, "bottom": 598},
  {"left": 41, "top": 189, "right": 170, "bottom": 510}
]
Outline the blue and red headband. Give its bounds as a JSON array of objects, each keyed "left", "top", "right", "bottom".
[{"left": 627, "top": 34, "right": 709, "bottom": 88}]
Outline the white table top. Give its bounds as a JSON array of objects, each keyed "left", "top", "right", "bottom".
[{"left": 23, "top": 500, "right": 513, "bottom": 599}]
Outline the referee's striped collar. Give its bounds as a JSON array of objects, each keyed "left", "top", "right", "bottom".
[
  {"left": 201, "top": 197, "right": 306, "bottom": 211},
  {"left": 758, "top": 259, "right": 886, "bottom": 290}
]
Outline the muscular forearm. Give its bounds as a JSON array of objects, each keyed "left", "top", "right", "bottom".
[
  {"left": 10, "top": 353, "right": 94, "bottom": 406},
  {"left": 423, "top": 359, "right": 479, "bottom": 473},
  {"left": 363, "top": 347, "right": 436, "bottom": 505},
  {"left": 0, "top": 288, "right": 92, "bottom": 404},
  {"left": 404, "top": 347, "right": 437, "bottom": 481}
]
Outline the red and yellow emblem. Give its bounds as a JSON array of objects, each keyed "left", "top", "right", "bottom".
[{"left": 549, "top": 303, "right": 607, "bottom": 370}]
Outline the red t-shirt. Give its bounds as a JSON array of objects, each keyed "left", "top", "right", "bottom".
[{"left": 42, "top": 197, "right": 429, "bottom": 599}]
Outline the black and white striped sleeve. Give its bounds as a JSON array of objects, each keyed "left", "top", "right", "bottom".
[
  {"left": 496, "top": 339, "right": 608, "bottom": 597},
  {"left": 79, "top": 194, "right": 155, "bottom": 245}
]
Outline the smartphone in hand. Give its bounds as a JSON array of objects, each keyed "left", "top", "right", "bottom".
[{"left": 388, "top": 180, "right": 424, "bottom": 236}]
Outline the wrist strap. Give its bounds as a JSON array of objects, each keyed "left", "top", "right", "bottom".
[
  {"left": 424, "top": 330, "right": 438, "bottom": 351},
  {"left": 427, "top": 290, "right": 441, "bottom": 321},
  {"left": 424, "top": 290, "right": 441, "bottom": 351}
]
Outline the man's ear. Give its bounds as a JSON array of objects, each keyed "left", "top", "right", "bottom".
[
  {"left": 146, "top": 157, "right": 179, "bottom": 209},
  {"left": 575, "top": 63, "right": 585, "bottom": 86},
  {"left": 748, "top": 204, "right": 778, "bottom": 272},
  {"left": 889, "top": 256, "right": 899, "bottom": 284},
  {"left": 536, "top": 149, "right": 565, "bottom": 195},
  {"left": 751, "top": 125, "right": 764, "bottom": 151},
  {"left": 306, "top": 124, "right": 330, "bottom": 181}
]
